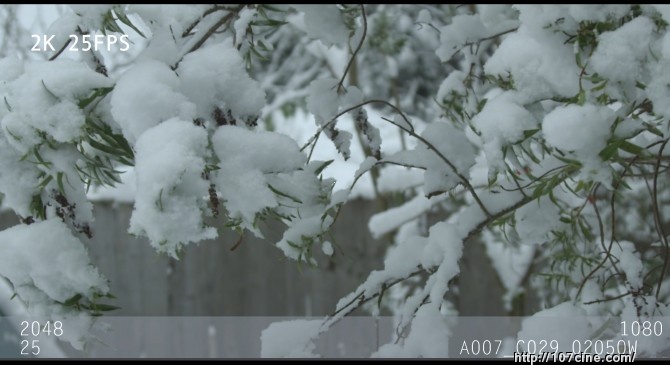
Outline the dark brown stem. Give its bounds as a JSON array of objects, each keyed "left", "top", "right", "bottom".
[
  {"left": 336, "top": 5, "right": 367, "bottom": 93},
  {"left": 172, "top": 5, "right": 244, "bottom": 70}
]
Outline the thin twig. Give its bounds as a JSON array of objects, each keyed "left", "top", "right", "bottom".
[
  {"left": 172, "top": 5, "right": 244, "bottom": 70},
  {"left": 380, "top": 105, "right": 488, "bottom": 215},
  {"left": 48, "top": 38, "right": 72, "bottom": 61},
  {"left": 445, "top": 27, "right": 517, "bottom": 62},
  {"left": 337, "top": 5, "right": 367, "bottom": 93},
  {"left": 583, "top": 291, "right": 631, "bottom": 305},
  {"left": 181, "top": 5, "right": 227, "bottom": 38},
  {"left": 652, "top": 139, "right": 670, "bottom": 298}
]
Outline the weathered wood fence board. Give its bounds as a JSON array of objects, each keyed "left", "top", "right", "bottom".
[{"left": 0, "top": 199, "right": 515, "bottom": 317}]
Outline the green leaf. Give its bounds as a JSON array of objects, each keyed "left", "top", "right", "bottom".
[
  {"left": 78, "top": 86, "right": 114, "bottom": 109},
  {"left": 598, "top": 139, "right": 623, "bottom": 161},
  {"left": 577, "top": 89, "right": 586, "bottom": 106},
  {"left": 41, "top": 80, "right": 59, "bottom": 100},
  {"left": 532, "top": 181, "right": 547, "bottom": 199},
  {"left": 56, "top": 172, "right": 66, "bottom": 194},
  {"left": 514, "top": 129, "right": 539, "bottom": 144},
  {"left": 579, "top": 218, "right": 593, "bottom": 242},
  {"left": 63, "top": 293, "right": 83, "bottom": 307},
  {"left": 643, "top": 122, "right": 664, "bottom": 137},
  {"left": 554, "top": 155, "right": 582, "bottom": 167},
  {"left": 314, "top": 160, "right": 334, "bottom": 175},
  {"left": 30, "top": 194, "right": 45, "bottom": 220},
  {"left": 591, "top": 80, "right": 608, "bottom": 92},
  {"left": 476, "top": 98, "right": 488, "bottom": 113},
  {"left": 5, "top": 128, "right": 21, "bottom": 142},
  {"left": 559, "top": 216, "right": 572, "bottom": 224},
  {"left": 114, "top": 9, "right": 146, "bottom": 38},
  {"left": 286, "top": 240, "right": 301, "bottom": 249},
  {"left": 102, "top": 169, "right": 122, "bottom": 184},
  {"left": 92, "top": 303, "right": 121, "bottom": 312},
  {"left": 37, "top": 175, "right": 53, "bottom": 190},
  {"left": 32, "top": 148, "right": 53, "bottom": 168},
  {"left": 268, "top": 184, "right": 303, "bottom": 204},
  {"left": 4, "top": 96, "right": 11, "bottom": 112},
  {"left": 618, "top": 140, "right": 645, "bottom": 156},
  {"left": 156, "top": 188, "right": 164, "bottom": 212},
  {"left": 252, "top": 18, "right": 288, "bottom": 27},
  {"left": 88, "top": 138, "right": 124, "bottom": 156}
]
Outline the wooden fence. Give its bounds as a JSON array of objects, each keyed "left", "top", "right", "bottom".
[{"left": 0, "top": 199, "right": 524, "bottom": 317}]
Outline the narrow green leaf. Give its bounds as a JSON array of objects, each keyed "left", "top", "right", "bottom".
[
  {"left": 618, "top": 140, "right": 645, "bottom": 156},
  {"left": 115, "top": 10, "right": 146, "bottom": 38},
  {"left": 598, "top": 139, "right": 623, "bottom": 160},
  {"left": 63, "top": 293, "right": 83, "bottom": 307},
  {"left": 268, "top": 184, "right": 303, "bottom": 204},
  {"left": 579, "top": 218, "right": 593, "bottom": 241},
  {"left": 157, "top": 188, "right": 164, "bottom": 212},
  {"left": 41, "top": 80, "right": 59, "bottom": 100},
  {"left": 88, "top": 138, "right": 123, "bottom": 156},
  {"left": 37, "top": 175, "right": 53, "bottom": 190},
  {"left": 314, "top": 160, "right": 334, "bottom": 175},
  {"left": 252, "top": 19, "right": 288, "bottom": 27},
  {"left": 56, "top": 172, "right": 65, "bottom": 194},
  {"left": 643, "top": 122, "right": 664, "bottom": 137},
  {"left": 577, "top": 89, "right": 586, "bottom": 106},
  {"left": 92, "top": 303, "right": 121, "bottom": 311}
]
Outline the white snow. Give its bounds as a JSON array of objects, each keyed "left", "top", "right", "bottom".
[
  {"left": 436, "top": 70, "right": 466, "bottom": 103},
  {"left": 306, "top": 78, "right": 342, "bottom": 124},
  {"left": 517, "top": 301, "right": 593, "bottom": 353},
  {"left": 484, "top": 27, "right": 580, "bottom": 103},
  {"left": 373, "top": 305, "right": 450, "bottom": 358},
  {"left": 0, "top": 135, "right": 41, "bottom": 217},
  {"left": 111, "top": 59, "right": 195, "bottom": 145},
  {"left": 0, "top": 219, "right": 108, "bottom": 303},
  {"left": 293, "top": 5, "right": 350, "bottom": 48},
  {"left": 129, "top": 4, "right": 208, "bottom": 33},
  {"left": 473, "top": 95, "right": 538, "bottom": 171},
  {"left": 368, "top": 194, "right": 446, "bottom": 239},
  {"left": 233, "top": 7, "right": 257, "bottom": 48},
  {"left": 68, "top": 5, "right": 114, "bottom": 30},
  {"left": 321, "top": 241, "right": 334, "bottom": 256},
  {"left": 260, "top": 319, "right": 322, "bottom": 358},
  {"left": 483, "top": 230, "right": 536, "bottom": 310},
  {"left": 178, "top": 39, "right": 266, "bottom": 121},
  {"left": 211, "top": 125, "right": 306, "bottom": 234},
  {"left": 590, "top": 16, "right": 654, "bottom": 92},
  {"left": 436, "top": 15, "right": 486, "bottom": 62},
  {"left": 418, "top": 120, "right": 476, "bottom": 196},
  {"left": 86, "top": 166, "right": 136, "bottom": 203},
  {"left": 128, "top": 118, "right": 217, "bottom": 257},
  {"left": 542, "top": 103, "right": 614, "bottom": 166},
  {"left": 377, "top": 165, "right": 423, "bottom": 193},
  {"left": 276, "top": 215, "right": 333, "bottom": 263},
  {"left": 0, "top": 219, "right": 109, "bottom": 350},
  {"left": 514, "top": 196, "right": 565, "bottom": 246},
  {"left": 1, "top": 59, "right": 112, "bottom": 150},
  {"left": 608, "top": 241, "right": 644, "bottom": 290},
  {"left": 646, "top": 60, "right": 670, "bottom": 119}
]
